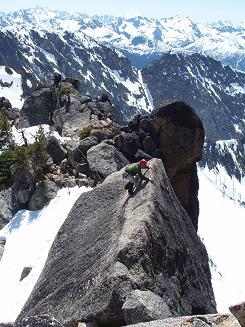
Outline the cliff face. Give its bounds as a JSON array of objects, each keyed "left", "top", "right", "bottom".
[
  {"left": 151, "top": 101, "right": 205, "bottom": 230},
  {"left": 17, "top": 159, "right": 216, "bottom": 326}
]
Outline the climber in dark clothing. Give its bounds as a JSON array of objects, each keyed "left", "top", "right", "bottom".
[
  {"left": 123, "top": 159, "right": 150, "bottom": 195},
  {"left": 53, "top": 72, "right": 62, "bottom": 88}
]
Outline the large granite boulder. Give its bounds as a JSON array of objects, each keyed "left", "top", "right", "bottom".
[
  {"left": 127, "top": 314, "right": 240, "bottom": 327},
  {"left": 17, "top": 159, "right": 215, "bottom": 326},
  {"left": 151, "top": 101, "right": 205, "bottom": 230},
  {"left": 115, "top": 132, "right": 141, "bottom": 159},
  {"left": 18, "top": 88, "right": 53, "bottom": 128},
  {"left": 0, "top": 166, "right": 37, "bottom": 229},
  {"left": 28, "top": 180, "right": 60, "bottom": 211},
  {"left": 87, "top": 142, "right": 129, "bottom": 178},
  {"left": 122, "top": 290, "right": 172, "bottom": 325},
  {"left": 78, "top": 136, "right": 98, "bottom": 154},
  {"left": 52, "top": 83, "right": 115, "bottom": 137}
]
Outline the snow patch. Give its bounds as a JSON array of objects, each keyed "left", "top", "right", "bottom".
[
  {"left": 198, "top": 168, "right": 245, "bottom": 312},
  {"left": 12, "top": 125, "right": 71, "bottom": 147},
  {"left": 0, "top": 66, "right": 24, "bottom": 108},
  {"left": 0, "top": 186, "right": 91, "bottom": 323}
]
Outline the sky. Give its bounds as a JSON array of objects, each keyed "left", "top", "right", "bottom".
[{"left": 0, "top": 0, "right": 245, "bottom": 22}]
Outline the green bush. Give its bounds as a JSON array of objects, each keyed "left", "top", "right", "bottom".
[
  {"left": 58, "top": 84, "right": 72, "bottom": 98},
  {"left": 79, "top": 126, "right": 93, "bottom": 139},
  {"left": 0, "top": 127, "right": 48, "bottom": 190}
]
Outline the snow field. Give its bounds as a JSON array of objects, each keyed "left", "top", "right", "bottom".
[
  {"left": 0, "top": 186, "right": 91, "bottom": 323},
  {"left": 198, "top": 169, "right": 245, "bottom": 312}
]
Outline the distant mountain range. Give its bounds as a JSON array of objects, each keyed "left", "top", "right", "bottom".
[{"left": 0, "top": 8, "right": 244, "bottom": 70}]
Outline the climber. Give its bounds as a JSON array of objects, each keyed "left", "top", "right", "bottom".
[
  {"left": 53, "top": 71, "right": 62, "bottom": 88},
  {"left": 123, "top": 159, "right": 150, "bottom": 196}
]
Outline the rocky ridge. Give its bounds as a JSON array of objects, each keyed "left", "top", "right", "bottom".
[
  {"left": 16, "top": 159, "right": 216, "bottom": 326},
  {"left": 1, "top": 82, "right": 204, "bottom": 230}
]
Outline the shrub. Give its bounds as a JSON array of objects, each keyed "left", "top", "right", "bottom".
[
  {"left": 58, "top": 84, "right": 72, "bottom": 98},
  {"left": 0, "top": 126, "right": 48, "bottom": 189},
  {"left": 79, "top": 126, "right": 93, "bottom": 139}
]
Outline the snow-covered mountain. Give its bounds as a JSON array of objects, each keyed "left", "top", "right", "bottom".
[
  {"left": 0, "top": 9, "right": 152, "bottom": 120},
  {"left": 142, "top": 52, "right": 245, "bottom": 141},
  {"left": 81, "top": 15, "right": 245, "bottom": 71},
  {"left": 1, "top": 8, "right": 244, "bottom": 71}
]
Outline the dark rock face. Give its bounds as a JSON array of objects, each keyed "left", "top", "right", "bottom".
[
  {"left": 18, "top": 88, "right": 53, "bottom": 128},
  {"left": 151, "top": 101, "right": 204, "bottom": 230},
  {"left": 90, "top": 128, "right": 113, "bottom": 142},
  {"left": 200, "top": 138, "right": 245, "bottom": 183},
  {"left": 122, "top": 290, "right": 172, "bottom": 325},
  {"left": 0, "top": 166, "right": 37, "bottom": 228},
  {"left": 87, "top": 143, "right": 129, "bottom": 178},
  {"left": 46, "top": 136, "right": 67, "bottom": 165},
  {"left": 17, "top": 159, "right": 216, "bottom": 326},
  {"left": 143, "top": 136, "right": 156, "bottom": 155},
  {"left": 0, "top": 96, "right": 12, "bottom": 109}
]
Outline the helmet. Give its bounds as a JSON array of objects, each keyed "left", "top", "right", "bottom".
[{"left": 139, "top": 159, "right": 148, "bottom": 168}]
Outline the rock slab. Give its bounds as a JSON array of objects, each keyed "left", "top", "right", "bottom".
[
  {"left": 17, "top": 159, "right": 215, "bottom": 326},
  {"left": 122, "top": 290, "right": 172, "bottom": 325}
]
